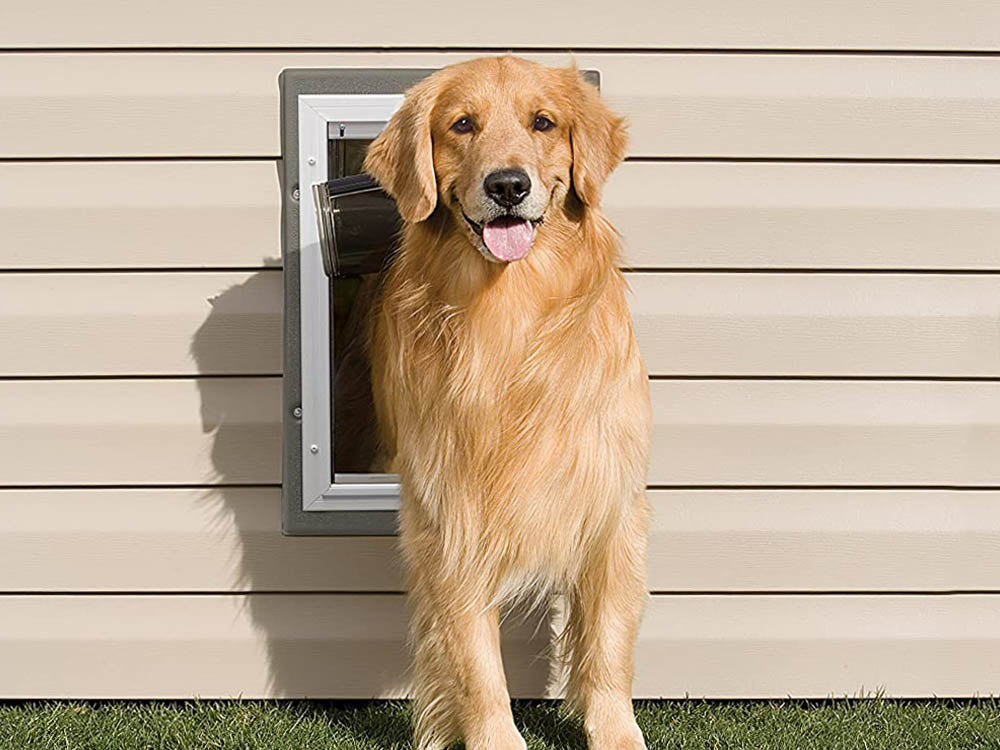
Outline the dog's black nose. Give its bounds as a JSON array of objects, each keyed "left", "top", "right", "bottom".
[{"left": 484, "top": 169, "right": 531, "bottom": 207}]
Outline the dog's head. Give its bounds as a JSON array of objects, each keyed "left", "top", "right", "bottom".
[{"left": 364, "top": 56, "right": 628, "bottom": 264}]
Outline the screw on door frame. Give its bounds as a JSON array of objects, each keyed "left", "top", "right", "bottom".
[
  {"left": 292, "top": 407, "right": 303, "bottom": 418},
  {"left": 309, "top": 444, "right": 319, "bottom": 454}
]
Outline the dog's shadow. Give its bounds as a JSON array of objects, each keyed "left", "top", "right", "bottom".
[{"left": 189, "top": 263, "right": 560, "bottom": 712}]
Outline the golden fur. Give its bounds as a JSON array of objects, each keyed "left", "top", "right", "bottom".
[{"left": 364, "top": 56, "right": 652, "bottom": 750}]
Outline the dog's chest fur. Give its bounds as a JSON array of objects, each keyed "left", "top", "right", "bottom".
[{"left": 372, "top": 239, "right": 651, "bottom": 575}]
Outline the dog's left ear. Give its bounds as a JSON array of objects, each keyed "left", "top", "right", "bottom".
[
  {"left": 364, "top": 78, "right": 439, "bottom": 223},
  {"left": 566, "top": 69, "right": 629, "bottom": 207}
]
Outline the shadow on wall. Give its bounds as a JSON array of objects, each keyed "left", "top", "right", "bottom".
[{"left": 188, "top": 265, "right": 555, "bottom": 700}]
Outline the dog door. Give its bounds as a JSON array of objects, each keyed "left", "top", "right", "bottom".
[{"left": 280, "top": 69, "right": 433, "bottom": 535}]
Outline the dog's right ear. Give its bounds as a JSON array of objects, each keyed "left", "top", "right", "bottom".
[{"left": 364, "top": 79, "right": 439, "bottom": 223}]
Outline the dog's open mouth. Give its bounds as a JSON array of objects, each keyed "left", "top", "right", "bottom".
[{"left": 464, "top": 213, "right": 542, "bottom": 262}]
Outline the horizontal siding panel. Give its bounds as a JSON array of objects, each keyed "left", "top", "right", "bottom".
[
  {"left": 0, "top": 161, "right": 281, "bottom": 270},
  {"left": 8, "top": 161, "right": 1000, "bottom": 270},
  {"left": 4, "top": 1, "right": 1000, "bottom": 50},
  {"left": 630, "top": 273, "right": 1000, "bottom": 376},
  {"left": 1, "top": 271, "right": 283, "bottom": 376},
  {"left": 0, "top": 378, "right": 281, "bottom": 486},
  {"left": 650, "top": 380, "right": 1000, "bottom": 486},
  {"left": 0, "top": 488, "right": 402, "bottom": 592},
  {"left": 4, "top": 53, "right": 1000, "bottom": 158},
  {"left": 3, "top": 593, "right": 1000, "bottom": 698},
  {"left": 650, "top": 490, "right": 1000, "bottom": 592},
  {"left": 4, "top": 379, "right": 1000, "bottom": 486},
  {"left": 613, "top": 162, "right": 1000, "bottom": 270},
  {"left": 10, "top": 271, "right": 1000, "bottom": 377},
  {"left": 5, "top": 488, "right": 1000, "bottom": 593}
]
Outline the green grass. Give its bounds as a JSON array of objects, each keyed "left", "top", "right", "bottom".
[{"left": 3, "top": 699, "right": 1000, "bottom": 750}]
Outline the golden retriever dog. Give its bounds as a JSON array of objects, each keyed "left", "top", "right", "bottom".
[{"left": 364, "top": 56, "right": 651, "bottom": 750}]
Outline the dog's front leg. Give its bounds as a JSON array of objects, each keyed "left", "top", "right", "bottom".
[
  {"left": 565, "top": 501, "right": 649, "bottom": 750},
  {"left": 408, "top": 567, "right": 526, "bottom": 750}
]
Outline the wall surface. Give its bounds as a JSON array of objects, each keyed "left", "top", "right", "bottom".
[{"left": 2, "top": 2, "right": 1000, "bottom": 698}]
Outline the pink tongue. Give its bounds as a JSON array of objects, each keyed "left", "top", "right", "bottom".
[{"left": 482, "top": 217, "right": 534, "bottom": 261}]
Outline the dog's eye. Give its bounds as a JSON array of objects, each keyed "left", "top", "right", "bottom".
[
  {"left": 451, "top": 116, "right": 474, "bottom": 134},
  {"left": 532, "top": 114, "right": 555, "bottom": 132}
]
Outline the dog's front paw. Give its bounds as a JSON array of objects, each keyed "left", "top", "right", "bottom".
[
  {"left": 585, "top": 718, "right": 647, "bottom": 750},
  {"left": 465, "top": 717, "right": 527, "bottom": 750},
  {"left": 466, "top": 734, "right": 527, "bottom": 750}
]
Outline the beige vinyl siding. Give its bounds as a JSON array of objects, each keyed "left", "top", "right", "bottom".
[
  {"left": 6, "top": 488, "right": 1000, "bottom": 594},
  {"left": 6, "top": 161, "right": 1000, "bottom": 271},
  {"left": 615, "top": 162, "right": 1000, "bottom": 270},
  {"left": 4, "top": 53, "right": 1000, "bottom": 158},
  {"left": 630, "top": 274, "right": 1000, "bottom": 376},
  {"left": 9, "top": 271, "right": 1000, "bottom": 377},
  {"left": 0, "top": 161, "right": 281, "bottom": 270},
  {"left": 5, "top": 594, "right": 1000, "bottom": 699},
  {"left": 5, "top": 1, "right": 1000, "bottom": 50},
  {"left": 649, "top": 381, "right": 1000, "bottom": 486},
  {"left": 3, "top": 272, "right": 284, "bottom": 376},
  {"left": 4, "top": 379, "right": 1000, "bottom": 487},
  {"left": 2, "top": 5, "right": 999, "bottom": 699},
  {"left": 0, "top": 378, "right": 281, "bottom": 486}
]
